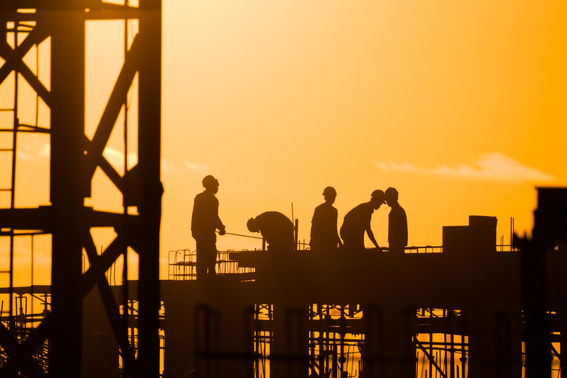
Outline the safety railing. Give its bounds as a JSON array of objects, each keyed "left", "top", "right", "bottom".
[{"left": 168, "top": 249, "right": 255, "bottom": 280}]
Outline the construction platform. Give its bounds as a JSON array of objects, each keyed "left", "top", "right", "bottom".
[
  {"left": 81, "top": 214, "right": 565, "bottom": 377},
  {"left": 2, "top": 198, "right": 567, "bottom": 378}
]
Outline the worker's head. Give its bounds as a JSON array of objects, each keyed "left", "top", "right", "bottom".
[
  {"left": 385, "top": 187, "right": 399, "bottom": 206},
  {"left": 247, "top": 217, "right": 260, "bottom": 233},
  {"left": 322, "top": 186, "right": 337, "bottom": 204},
  {"left": 370, "top": 190, "right": 385, "bottom": 210},
  {"left": 202, "top": 175, "right": 219, "bottom": 193}
]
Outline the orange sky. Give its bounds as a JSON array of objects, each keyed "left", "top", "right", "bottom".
[
  {"left": 2, "top": 0, "right": 567, "bottom": 282},
  {"left": 159, "top": 1, "right": 567, "bottom": 267}
]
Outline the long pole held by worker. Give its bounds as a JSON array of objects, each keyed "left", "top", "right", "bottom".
[{"left": 216, "top": 231, "right": 263, "bottom": 240}]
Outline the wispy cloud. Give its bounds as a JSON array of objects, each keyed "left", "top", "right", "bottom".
[
  {"left": 158, "top": 159, "right": 210, "bottom": 173},
  {"left": 376, "top": 152, "right": 556, "bottom": 183},
  {"left": 10, "top": 142, "right": 213, "bottom": 175},
  {"left": 103, "top": 147, "right": 138, "bottom": 168},
  {"left": 158, "top": 158, "right": 210, "bottom": 173},
  {"left": 38, "top": 143, "right": 50, "bottom": 158},
  {"left": 184, "top": 160, "right": 208, "bottom": 172},
  {"left": 16, "top": 151, "right": 34, "bottom": 161},
  {"left": 161, "top": 158, "right": 175, "bottom": 172},
  {"left": 14, "top": 142, "right": 50, "bottom": 161}
]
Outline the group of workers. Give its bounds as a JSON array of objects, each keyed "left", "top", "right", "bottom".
[
  {"left": 314, "top": 186, "right": 408, "bottom": 254},
  {"left": 191, "top": 175, "right": 408, "bottom": 279}
]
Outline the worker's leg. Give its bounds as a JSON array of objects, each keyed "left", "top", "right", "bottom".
[{"left": 196, "top": 241, "right": 217, "bottom": 279}]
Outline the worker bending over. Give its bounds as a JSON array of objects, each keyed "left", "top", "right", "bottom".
[{"left": 247, "top": 211, "right": 294, "bottom": 252}]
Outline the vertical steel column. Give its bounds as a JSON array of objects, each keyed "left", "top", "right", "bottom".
[
  {"left": 49, "top": 3, "right": 86, "bottom": 376},
  {"left": 136, "top": 0, "right": 162, "bottom": 375}
]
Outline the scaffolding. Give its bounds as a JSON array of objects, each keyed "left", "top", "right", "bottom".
[
  {"left": 415, "top": 308, "right": 469, "bottom": 378},
  {"left": 0, "top": 0, "right": 162, "bottom": 376},
  {"left": 246, "top": 304, "right": 471, "bottom": 378}
]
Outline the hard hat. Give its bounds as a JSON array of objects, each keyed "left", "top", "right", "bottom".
[
  {"left": 371, "top": 189, "right": 385, "bottom": 198},
  {"left": 202, "top": 175, "right": 218, "bottom": 188},
  {"left": 247, "top": 217, "right": 259, "bottom": 232},
  {"left": 323, "top": 186, "right": 337, "bottom": 196},
  {"left": 385, "top": 187, "right": 399, "bottom": 199}
]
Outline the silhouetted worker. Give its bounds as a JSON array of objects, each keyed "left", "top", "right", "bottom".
[
  {"left": 310, "top": 186, "right": 342, "bottom": 251},
  {"left": 247, "top": 212, "right": 294, "bottom": 252},
  {"left": 191, "top": 175, "right": 226, "bottom": 280},
  {"left": 385, "top": 187, "right": 408, "bottom": 254},
  {"left": 340, "top": 190, "right": 385, "bottom": 251}
]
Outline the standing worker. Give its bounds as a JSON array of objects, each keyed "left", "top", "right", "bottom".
[
  {"left": 385, "top": 187, "right": 408, "bottom": 254},
  {"left": 340, "top": 190, "right": 385, "bottom": 251},
  {"left": 247, "top": 212, "right": 294, "bottom": 252},
  {"left": 191, "top": 175, "right": 226, "bottom": 280},
  {"left": 310, "top": 186, "right": 343, "bottom": 251}
]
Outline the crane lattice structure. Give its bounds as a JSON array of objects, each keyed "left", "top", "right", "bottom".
[{"left": 0, "top": 1, "right": 162, "bottom": 376}]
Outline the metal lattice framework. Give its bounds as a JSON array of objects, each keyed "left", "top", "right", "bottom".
[{"left": 0, "top": 1, "right": 161, "bottom": 376}]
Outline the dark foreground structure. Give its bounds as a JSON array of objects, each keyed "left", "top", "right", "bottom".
[
  {"left": 0, "top": 1, "right": 162, "bottom": 376},
  {"left": 2, "top": 189, "right": 565, "bottom": 377}
]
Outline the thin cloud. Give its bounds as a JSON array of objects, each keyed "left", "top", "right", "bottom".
[
  {"left": 14, "top": 142, "right": 50, "bottom": 161},
  {"left": 38, "top": 143, "right": 50, "bottom": 158},
  {"left": 184, "top": 160, "right": 208, "bottom": 172},
  {"left": 9, "top": 144, "right": 201, "bottom": 176},
  {"left": 161, "top": 158, "right": 175, "bottom": 172},
  {"left": 160, "top": 158, "right": 209, "bottom": 172},
  {"left": 16, "top": 151, "right": 33, "bottom": 161},
  {"left": 376, "top": 152, "right": 556, "bottom": 183},
  {"left": 103, "top": 147, "right": 138, "bottom": 168}
]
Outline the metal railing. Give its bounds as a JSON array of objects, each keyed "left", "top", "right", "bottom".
[{"left": 168, "top": 249, "right": 256, "bottom": 280}]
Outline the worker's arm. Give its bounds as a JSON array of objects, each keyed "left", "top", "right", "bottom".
[
  {"left": 218, "top": 225, "right": 226, "bottom": 235},
  {"left": 214, "top": 198, "right": 226, "bottom": 235},
  {"left": 217, "top": 219, "right": 226, "bottom": 235},
  {"left": 366, "top": 227, "right": 380, "bottom": 249},
  {"left": 333, "top": 210, "right": 343, "bottom": 247}
]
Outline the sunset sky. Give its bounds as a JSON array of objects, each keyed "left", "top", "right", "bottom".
[
  {"left": 2, "top": 0, "right": 567, "bottom": 282},
  {"left": 159, "top": 1, "right": 567, "bottom": 264}
]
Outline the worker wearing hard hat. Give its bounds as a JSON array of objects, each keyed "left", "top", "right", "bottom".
[
  {"left": 385, "top": 187, "right": 408, "bottom": 254},
  {"left": 310, "top": 186, "right": 343, "bottom": 251},
  {"left": 340, "top": 190, "right": 385, "bottom": 251},
  {"left": 191, "top": 175, "right": 226, "bottom": 280},
  {"left": 247, "top": 212, "right": 294, "bottom": 252}
]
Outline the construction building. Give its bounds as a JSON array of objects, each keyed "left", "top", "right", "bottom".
[{"left": 2, "top": 188, "right": 567, "bottom": 377}]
